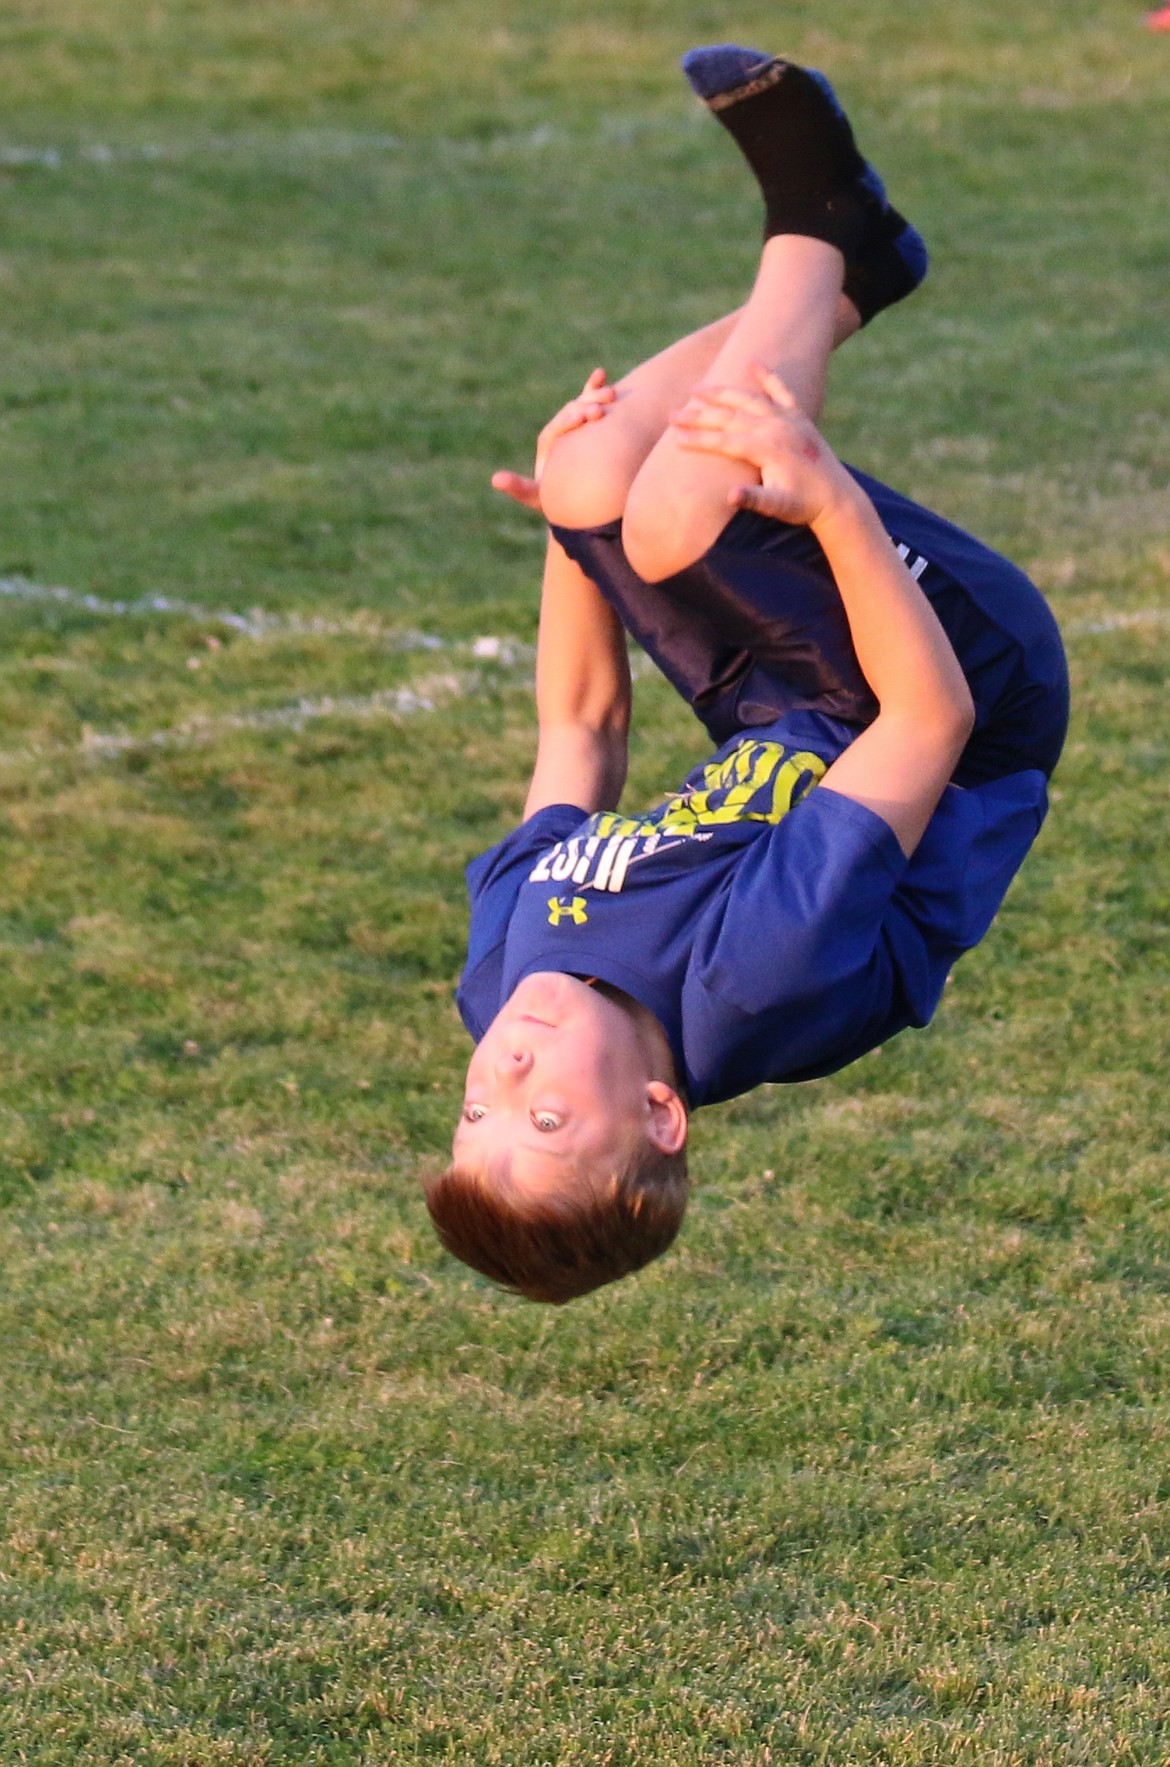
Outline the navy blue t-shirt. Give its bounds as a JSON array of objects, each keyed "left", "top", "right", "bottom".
[{"left": 456, "top": 708, "right": 1047, "bottom": 1107}]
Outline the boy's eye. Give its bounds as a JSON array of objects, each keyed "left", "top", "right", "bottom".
[
  {"left": 462, "top": 1104, "right": 488, "bottom": 1123},
  {"left": 531, "top": 1110, "right": 564, "bottom": 1132}
]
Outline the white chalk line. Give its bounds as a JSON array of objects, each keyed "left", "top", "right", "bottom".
[
  {"left": 0, "top": 114, "right": 697, "bottom": 175},
  {"left": 0, "top": 576, "right": 1160, "bottom": 771},
  {"left": 79, "top": 671, "right": 477, "bottom": 756},
  {"left": 1064, "top": 608, "right": 1170, "bottom": 636},
  {"left": 3, "top": 649, "right": 658, "bottom": 770},
  {"left": 0, "top": 574, "right": 530, "bottom": 660},
  {"left": 9, "top": 571, "right": 1166, "bottom": 647},
  {"left": 0, "top": 667, "right": 527, "bottom": 771},
  {"left": 0, "top": 77, "right": 1148, "bottom": 177},
  {"left": 0, "top": 575, "right": 537, "bottom": 767}
]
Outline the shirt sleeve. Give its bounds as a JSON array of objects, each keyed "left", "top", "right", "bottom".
[
  {"left": 693, "top": 787, "right": 906, "bottom": 1006},
  {"left": 884, "top": 767, "right": 1048, "bottom": 995},
  {"left": 683, "top": 771, "right": 1047, "bottom": 1101},
  {"left": 455, "top": 804, "right": 586, "bottom": 1040}
]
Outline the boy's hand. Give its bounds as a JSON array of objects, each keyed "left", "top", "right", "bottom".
[
  {"left": 491, "top": 368, "right": 616, "bottom": 513},
  {"left": 671, "top": 363, "right": 853, "bottom": 529}
]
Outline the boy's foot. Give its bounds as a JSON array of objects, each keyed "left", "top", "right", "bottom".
[
  {"left": 806, "top": 69, "right": 928, "bottom": 328},
  {"left": 681, "top": 45, "right": 927, "bottom": 326}
]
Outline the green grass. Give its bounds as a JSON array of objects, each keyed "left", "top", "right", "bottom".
[{"left": 0, "top": 1, "right": 1168, "bottom": 1760}]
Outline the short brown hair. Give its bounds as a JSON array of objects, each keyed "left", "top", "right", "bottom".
[{"left": 423, "top": 1142, "right": 689, "bottom": 1304}]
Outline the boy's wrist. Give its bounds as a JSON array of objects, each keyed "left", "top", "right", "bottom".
[{"left": 806, "top": 466, "right": 870, "bottom": 538}]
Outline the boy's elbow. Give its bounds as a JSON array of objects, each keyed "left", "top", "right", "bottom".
[
  {"left": 920, "top": 675, "right": 975, "bottom": 751},
  {"left": 882, "top": 686, "right": 974, "bottom": 773},
  {"left": 929, "top": 689, "right": 976, "bottom": 774},
  {"left": 604, "top": 691, "right": 633, "bottom": 745},
  {"left": 579, "top": 683, "right": 632, "bottom": 748},
  {"left": 953, "top": 681, "right": 977, "bottom": 745},
  {"left": 591, "top": 716, "right": 631, "bottom": 801},
  {"left": 541, "top": 707, "right": 628, "bottom": 765}
]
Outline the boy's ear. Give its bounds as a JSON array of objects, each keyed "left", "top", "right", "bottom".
[{"left": 644, "top": 1081, "right": 689, "bottom": 1155}]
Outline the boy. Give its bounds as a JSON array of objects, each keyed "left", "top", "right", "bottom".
[{"left": 425, "top": 49, "right": 1068, "bottom": 1304}]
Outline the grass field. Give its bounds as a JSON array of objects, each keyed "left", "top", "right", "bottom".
[{"left": 0, "top": 1, "right": 1168, "bottom": 1761}]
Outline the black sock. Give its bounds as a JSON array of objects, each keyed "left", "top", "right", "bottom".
[{"left": 687, "top": 55, "right": 881, "bottom": 254}]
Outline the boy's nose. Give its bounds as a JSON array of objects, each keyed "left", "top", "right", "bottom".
[{"left": 494, "top": 1045, "right": 533, "bottom": 1081}]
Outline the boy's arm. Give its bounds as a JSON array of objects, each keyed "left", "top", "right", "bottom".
[
  {"left": 673, "top": 368, "right": 974, "bottom": 857},
  {"left": 802, "top": 484, "right": 973, "bottom": 855},
  {"left": 522, "top": 534, "right": 632, "bottom": 819}
]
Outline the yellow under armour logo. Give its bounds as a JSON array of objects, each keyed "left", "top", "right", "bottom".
[{"left": 547, "top": 895, "right": 589, "bottom": 927}]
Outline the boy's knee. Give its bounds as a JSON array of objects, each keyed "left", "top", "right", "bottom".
[
  {"left": 622, "top": 480, "right": 713, "bottom": 584},
  {"left": 540, "top": 422, "right": 642, "bottom": 531}
]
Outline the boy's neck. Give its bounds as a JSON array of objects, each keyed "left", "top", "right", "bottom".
[{"left": 577, "top": 975, "right": 683, "bottom": 1097}]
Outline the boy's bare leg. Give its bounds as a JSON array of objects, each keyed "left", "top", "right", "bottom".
[
  {"left": 539, "top": 312, "right": 739, "bottom": 530},
  {"left": 539, "top": 290, "right": 858, "bottom": 533},
  {"left": 621, "top": 232, "right": 848, "bottom": 582}
]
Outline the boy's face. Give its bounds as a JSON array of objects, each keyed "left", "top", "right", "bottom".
[{"left": 453, "top": 972, "right": 682, "bottom": 1202}]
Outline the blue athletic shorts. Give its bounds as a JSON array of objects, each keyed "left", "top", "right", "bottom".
[{"left": 549, "top": 466, "right": 1069, "bottom": 786}]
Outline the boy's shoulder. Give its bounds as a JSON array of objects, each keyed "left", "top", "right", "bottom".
[
  {"left": 457, "top": 803, "right": 589, "bottom": 1040},
  {"left": 464, "top": 803, "right": 588, "bottom": 902}
]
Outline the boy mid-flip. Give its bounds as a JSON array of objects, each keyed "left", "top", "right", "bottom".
[{"left": 425, "top": 48, "right": 1068, "bottom": 1303}]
